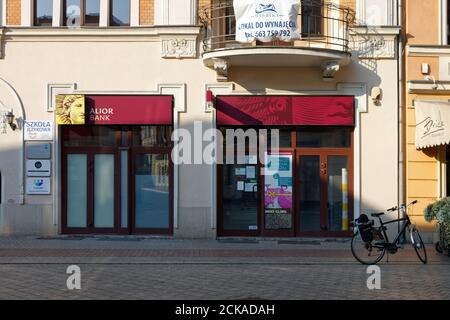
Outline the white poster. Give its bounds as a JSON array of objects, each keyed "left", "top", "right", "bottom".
[
  {"left": 24, "top": 121, "right": 54, "bottom": 141},
  {"left": 26, "top": 178, "right": 51, "bottom": 195},
  {"left": 233, "top": 0, "right": 301, "bottom": 43}
]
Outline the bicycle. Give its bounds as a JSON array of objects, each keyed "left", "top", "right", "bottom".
[{"left": 351, "top": 200, "right": 427, "bottom": 265}]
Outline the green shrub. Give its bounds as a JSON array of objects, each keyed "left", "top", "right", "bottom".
[{"left": 424, "top": 197, "right": 450, "bottom": 242}]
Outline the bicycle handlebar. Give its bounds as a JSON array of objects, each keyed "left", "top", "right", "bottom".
[{"left": 386, "top": 200, "right": 418, "bottom": 212}]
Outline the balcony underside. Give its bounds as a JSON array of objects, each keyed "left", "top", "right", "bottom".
[{"left": 203, "top": 46, "right": 351, "bottom": 68}]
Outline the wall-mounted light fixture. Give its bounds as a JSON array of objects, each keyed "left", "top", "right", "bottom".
[{"left": 424, "top": 75, "right": 438, "bottom": 90}]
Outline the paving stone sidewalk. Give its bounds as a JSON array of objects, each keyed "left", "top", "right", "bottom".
[{"left": 0, "top": 236, "right": 448, "bottom": 300}]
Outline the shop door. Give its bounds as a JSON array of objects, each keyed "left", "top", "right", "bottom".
[
  {"left": 297, "top": 151, "right": 351, "bottom": 236},
  {"left": 131, "top": 148, "right": 173, "bottom": 234},
  {"left": 62, "top": 150, "right": 118, "bottom": 233}
]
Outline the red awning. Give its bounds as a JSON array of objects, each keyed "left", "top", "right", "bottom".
[
  {"left": 85, "top": 95, "right": 173, "bottom": 125},
  {"left": 216, "top": 96, "right": 354, "bottom": 126}
]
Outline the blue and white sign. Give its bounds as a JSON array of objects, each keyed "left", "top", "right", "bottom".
[
  {"left": 26, "top": 178, "right": 51, "bottom": 195},
  {"left": 24, "top": 120, "right": 54, "bottom": 141},
  {"left": 234, "top": 0, "right": 301, "bottom": 42}
]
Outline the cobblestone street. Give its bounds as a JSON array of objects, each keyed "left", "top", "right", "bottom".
[{"left": 0, "top": 236, "right": 449, "bottom": 300}]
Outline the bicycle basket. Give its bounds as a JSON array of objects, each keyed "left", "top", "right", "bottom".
[{"left": 356, "top": 214, "right": 374, "bottom": 242}]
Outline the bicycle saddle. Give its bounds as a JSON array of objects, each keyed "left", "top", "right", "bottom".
[{"left": 371, "top": 212, "right": 385, "bottom": 217}]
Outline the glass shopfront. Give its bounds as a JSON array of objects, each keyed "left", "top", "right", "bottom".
[
  {"left": 216, "top": 95, "right": 355, "bottom": 237},
  {"left": 59, "top": 95, "right": 173, "bottom": 235}
]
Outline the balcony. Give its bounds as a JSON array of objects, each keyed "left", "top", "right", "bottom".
[{"left": 200, "top": 0, "right": 355, "bottom": 80}]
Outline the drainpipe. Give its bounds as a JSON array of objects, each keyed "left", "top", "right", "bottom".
[{"left": 398, "top": 0, "right": 405, "bottom": 240}]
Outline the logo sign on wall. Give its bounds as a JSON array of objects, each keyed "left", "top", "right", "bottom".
[
  {"left": 55, "top": 95, "right": 86, "bottom": 125},
  {"left": 24, "top": 121, "right": 54, "bottom": 141},
  {"left": 233, "top": 0, "right": 301, "bottom": 43},
  {"left": 26, "top": 160, "right": 51, "bottom": 177},
  {"left": 26, "top": 178, "right": 51, "bottom": 195}
]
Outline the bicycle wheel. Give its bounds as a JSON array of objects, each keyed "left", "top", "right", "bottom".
[
  {"left": 409, "top": 225, "right": 427, "bottom": 264},
  {"left": 351, "top": 231, "right": 386, "bottom": 265},
  {"left": 435, "top": 241, "right": 443, "bottom": 254}
]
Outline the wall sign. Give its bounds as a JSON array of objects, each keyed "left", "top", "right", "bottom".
[
  {"left": 26, "top": 143, "right": 52, "bottom": 159},
  {"left": 415, "top": 100, "right": 450, "bottom": 149},
  {"left": 55, "top": 95, "right": 173, "bottom": 125},
  {"left": 233, "top": 0, "right": 301, "bottom": 43},
  {"left": 24, "top": 121, "right": 54, "bottom": 141},
  {"left": 26, "top": 160, "right": 51, "bottom": 177},
  {"left": 26, "top": 178, "right": 51, "bottom": 195}
]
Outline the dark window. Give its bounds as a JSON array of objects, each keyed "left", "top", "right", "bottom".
[
  {"left": 63, "top": 126, "right": 119, "bottom": 147},
  {"left": 132, "top": 126, "right": 173, "bottom": 147},
  {"left": 110, "top": 0, "right": 130, "bottom": 26},
  {"left": 302, "top": 1, "right": 323, "bottom": 37},
  {"left": 63, "top": 0, "right": 100, "bottom": 26},
  {"left": 34, "top": 0, "right": 53, "bottom": 26},
  {"left": 297, "top": 127, "right": 352, "bottom": 148},
  {"left": 85, "top": 0, "right": 101, "bottom": 25}
]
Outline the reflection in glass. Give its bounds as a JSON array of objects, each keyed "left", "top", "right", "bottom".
[
  {"left": 223, "top": 164, "right": 258, "bottom": 231},
  {"left": 94, "top": 154, "right": 115, "bottom": 228},
  {"left": 328, "top": 156, "right": 348, "bottom": 231},
  {"left": 63, "top": 126, "right": 118, "bottom": 147},
  {"left": 135, "top": 154, "right": 170, "bottom": 229},
  {"left": 67, "top": 154, "right": 87, "bottom": 228},
  {"left": 85, "top": 0, "right": 100, "bottom": 25},
  {"left": 121, "top": 151, "right": 128, "bottom": 228},
  {"left": 297, "top": 128, "right": 351, "bottom": 148},
  {"left": 34, "top": 0, "right": 53, "bottom": 26},
  {"left": 299, "top": 156, "right": 321, "bottom": 231},
  {"left": 64, "top": 0, "right": 81, "bottom": 26},
  {"left": 111, "top": 0, "right": 130, "bottom": 26},
  {"left": 132, "top": 126, "right": 173, "bottom": 147}
]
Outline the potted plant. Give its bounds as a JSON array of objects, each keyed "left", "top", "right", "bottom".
[{"left": 424, "top": 197, "right": 450, "bottom": 256}]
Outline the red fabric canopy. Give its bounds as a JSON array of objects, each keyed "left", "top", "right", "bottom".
[
  {"left": 216, "top": 96, "right": 354, "bottom": 126},
  {"left": 85, "top": 95, "right": 173, "bottom": 125}
]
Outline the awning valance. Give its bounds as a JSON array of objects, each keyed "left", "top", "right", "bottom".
[
  {"left": 216, "top": 96, "right": 355, "bottom": 126},
  {"left": 415, "top": 100, "right": 450, "bottom": 149}
]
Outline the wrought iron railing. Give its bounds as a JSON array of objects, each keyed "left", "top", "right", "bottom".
[{"left": 200, "top": 0, "right": 355, "bottom": 53}]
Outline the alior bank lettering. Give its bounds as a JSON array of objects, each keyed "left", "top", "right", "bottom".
[{"left": 89, "top": 107, "right": 114, "bottom": 121}]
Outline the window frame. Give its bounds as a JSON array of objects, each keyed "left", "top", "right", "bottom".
[
  {"left": 63, "top": 0, "right": 101, "bottom": 27},
  {"left": 301, "top": 1, "right": 324, "bottom": 38},
  {"left": 33, "top": 0, "right": 54, "bottom": 27},
  {"left": 109, "top": 0, "right": 131, "bottom": 27}
]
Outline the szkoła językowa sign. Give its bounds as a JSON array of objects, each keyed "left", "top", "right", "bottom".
[{"left": 233, "top": 0, "right": 301, "bottom": 43}]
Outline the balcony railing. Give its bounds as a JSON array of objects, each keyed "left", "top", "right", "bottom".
[{"left": 200, "top": 0, "right": 355, "bottom": 53}]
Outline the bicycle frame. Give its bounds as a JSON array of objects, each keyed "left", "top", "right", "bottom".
[{"left": 372, "top": 205, "right": 412, "bottom": 248}]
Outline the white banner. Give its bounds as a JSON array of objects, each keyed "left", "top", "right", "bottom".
[
  {"left": 415, "top": 100, "right": 450, "bottom": 149},
  {"left": 233, "top": 0, "right": 301, "bottom": 43}
]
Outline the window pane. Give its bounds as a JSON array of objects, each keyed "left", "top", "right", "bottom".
[
  {"left": 85, "top": 0, "right": 100, "bottom": 25},
  {"left": 302, "top": 1, "right": 322, "bottom": 36},
  {"left": 35, "top": 0, "right": 53, "bottom": 26},
  {"left": 94, "top": 154, "right": 115, "bottom": 228},
  {"left": 132, "top": 126, "right": 173, "bottom": 147},
  {"left": 135, "top": 154, "right": 170, "bottom": 229},
  {"left": 64, "top": 0, "right": 81, "bottom": 26},
  {"left": 67, "top": 154, "right": 87, "bottom": 228},
  {"left": 111, "top": 0, "right": 130, "bottom": 26},
  {"left": 121, "top": 151, "right": 128, "bottom": 228},
  {"left": 63, "top": 126, "right": 118, "bottom": 147},
  {"left": 299, "top": 156, "right": 321, "bottom": 231},
  {"left": 327, "top": 156, "right": 348, "bottom": 232},
  {"left": 297, "top": 128, "right": 351, "bottom": 148}
]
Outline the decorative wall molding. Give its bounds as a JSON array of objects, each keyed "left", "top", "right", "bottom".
[
  {"left": 161, "top": 37, "right": 197, "bottom": 59},
  {"left": 46, "top": 83, "right": 76, "bottom": 112},
  {"left": 350, "top": 27, "right": 400, "bottom": 59}
]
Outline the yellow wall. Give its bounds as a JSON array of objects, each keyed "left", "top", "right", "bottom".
[{"left": 406, "top": 0, "right": 440, "bottom": 45}]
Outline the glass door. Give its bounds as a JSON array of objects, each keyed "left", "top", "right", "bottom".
[
  {"left": 296, "top": 152, "right": 351, "bottom": 236},
  {"left": 63, "top": 150, "right": 118, "bottom": 233},
  {"left": 131, "top": 149, "right": 172, "bottom": 234}
]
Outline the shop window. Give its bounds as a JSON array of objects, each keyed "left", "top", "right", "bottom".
[
  {"left": 63, "top": 0, "right": 101, "bottom": 26},
  {"left": 302, "top": 0, "right": 323, "bottom": 37},
  {"left": 63, "top": 126, "right": 120, "bottom": 147},
  {"left": 34, "top": 0, "right": 53, "bottom": 26},
  {"left": 132, "top": 126, "right": 173, "bottom": 147},
  {"left": 296, "top": 127, "right": 352, "bottom": 148},
  {"left": 110, "top": 0, "right": 130, "bottom": 26}
]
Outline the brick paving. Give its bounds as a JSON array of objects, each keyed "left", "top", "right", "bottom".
[{"left": 0, "top": 236, "right": 448, "bottom": 300}]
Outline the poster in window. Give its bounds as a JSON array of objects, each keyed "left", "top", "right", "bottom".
[{"left": 264, "top": 153, "right": 293, "bottom": 229}]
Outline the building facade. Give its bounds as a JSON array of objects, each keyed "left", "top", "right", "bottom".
[
  {"left": 0, "top": 0, "right": 404, "bottom": 239},
  {"left": 405, "top": 0, "right": 450, "bottom": 242}
]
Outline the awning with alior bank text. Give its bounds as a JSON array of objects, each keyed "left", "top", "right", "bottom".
[{"left": 415, "top": 100, "right": 450, "bottom": 149}]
